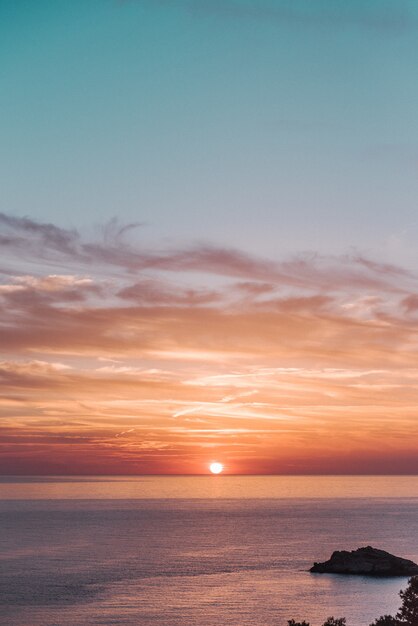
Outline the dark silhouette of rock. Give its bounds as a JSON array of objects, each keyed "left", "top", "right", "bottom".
[{"left": 310, "top": 546, "right": 418, "bottom": 577}]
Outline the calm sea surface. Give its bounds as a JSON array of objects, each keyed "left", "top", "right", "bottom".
[{"left": 1, "top": 476, "right": 417, "bottom": 626}]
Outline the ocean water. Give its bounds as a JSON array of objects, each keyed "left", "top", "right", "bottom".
[{"left": 0, "top": 476, "right": 417, "bottom": 626}]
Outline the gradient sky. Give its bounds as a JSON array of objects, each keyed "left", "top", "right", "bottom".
[{"left": 1, "top": 0, "right": 418, "bottom": 474}]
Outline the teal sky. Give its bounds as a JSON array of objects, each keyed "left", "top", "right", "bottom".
[
  {"left": 2, "top": 0, "right": 418, "bottom": 262},
  {"left": 3, "top": 2, "right": 418, "bottom": 476}
]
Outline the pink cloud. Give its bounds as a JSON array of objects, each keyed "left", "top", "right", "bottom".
[{"left": 2, "top": 214, "right": 418, "bottom": 473}]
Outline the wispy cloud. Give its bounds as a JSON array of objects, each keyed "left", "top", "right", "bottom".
[
  {"left": 2, "top": 213, "right": 418, "bottom": 473},
  {"left": 1, "top": 213, "right": 415, "bottom": 293}
]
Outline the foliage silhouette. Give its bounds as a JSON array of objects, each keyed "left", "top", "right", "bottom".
[
  {"left": 397, "top": 576, "right": 418, "bottom": 625},
  {"left": 287, "top": 576, "right": 418, "bottom": 626},
  {"left": 370, "top": 616, "right": 400, "bottom": 626}
]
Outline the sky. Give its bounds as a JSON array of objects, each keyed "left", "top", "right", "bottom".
[{"left": 1, "top": 0, "right": 418, "bottom": 474}]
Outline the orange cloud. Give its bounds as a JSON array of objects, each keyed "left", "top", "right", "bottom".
[{"left": 1, "top": 214, "right": 418, "bottom": 473}]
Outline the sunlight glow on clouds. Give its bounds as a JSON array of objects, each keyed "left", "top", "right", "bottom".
[{"left": 1, "top": 214, "right": 418, "bottom": 474}]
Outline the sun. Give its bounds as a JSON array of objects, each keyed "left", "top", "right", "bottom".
[{"left": 209, "top": 462, "right": 223, "bottom": 474}]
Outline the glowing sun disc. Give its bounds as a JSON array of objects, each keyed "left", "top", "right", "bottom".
[{"left": 209, "top": 462, "right": 223, "bottom": 474}]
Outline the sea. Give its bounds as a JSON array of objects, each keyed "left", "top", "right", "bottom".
[{"left": 1, "top": 476, "right": 418, "bottom": 626}]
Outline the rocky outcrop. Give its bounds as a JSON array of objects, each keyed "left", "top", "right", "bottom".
[{"left": 310, "top": 546, "right": 418, "bottom": 577}]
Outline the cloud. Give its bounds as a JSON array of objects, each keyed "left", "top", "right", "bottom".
[
  {"left": 15, "top": 275, "right": 94, "bottom": 291},
  {"left": 1, "top": 215, "right": 418, "bottom": 368},
  {"left": 2, "top": 213, "right": 414, "bottom": 294},
  {"left": 118, "top": 278, "right": 219, "bottom": 306},
  {"left": 401, "top": 294, "right": 418, "bottom": 313},
  {"left": 0, "top": 213, "right": 79, "bottom": 256},
  {"left": 3, "top": 213, "right": 418, "bottom": 473}
]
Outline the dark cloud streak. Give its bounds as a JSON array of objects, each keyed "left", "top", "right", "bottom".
[{"left": 1, "top": 213, "right": 415, "bottom": 293}]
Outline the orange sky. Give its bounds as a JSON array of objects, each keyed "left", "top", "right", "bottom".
[{"left": 1, "top": 214, "right": 418, "bottom": 474}]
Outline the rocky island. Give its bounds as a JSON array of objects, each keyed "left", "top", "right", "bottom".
[{"left": 310, "top": 546, "right": 418, "bottom": 577}]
